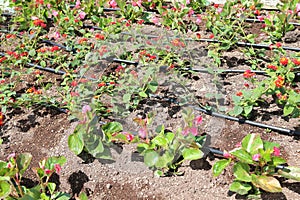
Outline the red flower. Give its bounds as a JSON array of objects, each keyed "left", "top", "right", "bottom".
[
  {"left": 171, "top": 38, "right": 185, "bottom": 47},
  {"left": 125, "top": 133, "right": 134, "bottom": 141},
  {"left": 275, "top": 42, "right": 282, "bottom": 48},
  {"left": 244, "top": 83, "right": 249, "bottom": 88},
  {"left": 98, "top": 82, "right": 106, "bottom": 87},
  {"left": 213, "top": 4, "right": 219, "bottom": 8},
  {"left": 196, "top": 33, "right": 201, "bottom": 39},
  {"left": 194, "top": 115, "right": 203, "bottom": 125},
  {"left": 275, "top": 75, "right": 284, "bottom": 88},
  {"left": 279, "top": 57, "right": 289, "bottom": 66},
  {"left": 267, "top": 65, "right": 278, "bottom": 70},
  {"left": 292, "top": 58, "right": 300, "bottom": 66},
  {"left": 20, "top": 52, "right": 28, "bottom": 57},
  {"left": 273, "top": 147, "right": 280, "bottom": 156},
  {"left": 0, "top": 56, "right": 7, "bottom": 63},
  {"left": 0, "top": 112, "right": 4, "bottom": 126},
  {"left": 54, "top": 164, "right": 61, "bottom": 174},
  {"left": 71, "top": 81, "right": 78, "bottom": 87},
  {"left": 209, "top": 34, "right": 214, "bottom": 39},
  {"left": 243, "top": 70, "right": 255, "bottom": 78},
  {"left": 50, "top": 46, "right": 60, "bottom": 52},
  {"left": 236, "top": 91, "right": 243, "bottom": 96},
  {"left": 95, "top": 33, "right": 105, "bottom": 40},
  {"left": 70, "top": 91, "right": 79, "bottom": 96},
  {"left": 137, "top": 20, "right": 144, "bottom": 25},
  {"left": 115, "top": 65, "right": 124, "bottom": 73},
  {"left": 254, "top": 10, "right": 260, "bottom": 15}
]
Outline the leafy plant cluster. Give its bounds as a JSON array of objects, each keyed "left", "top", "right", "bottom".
[{"left": 213, "top": 134, "right": 300, "bottom": 198}]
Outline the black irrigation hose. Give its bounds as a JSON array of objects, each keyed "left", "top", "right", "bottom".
[
  {"left": 148, "top": 94, "right": 300, "bottom": 137},
  {"left": 183, "top": 67, "right": 300, "bottom": 77},
  {"left": 191, "top": 105, "right": 300, "bottom": 136},
  {"left": 197, "top": 38, "right": 300, "bottom": 52},
  {"left": 234, "top": 17, "right": 300, "bottom": 27}
]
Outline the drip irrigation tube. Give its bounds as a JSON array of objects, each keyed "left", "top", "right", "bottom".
[
  {"left": 183, "top": 67, "right": 300, "bottom": 77},
  {"left": 148, "top": 94, "right": 300, "bottom": 137},
  {"left": 234, "top": 17, "right": 300, "bottom": 27},
  {"left": 197, "top": 38, "right": 300, "bottom": 52}
]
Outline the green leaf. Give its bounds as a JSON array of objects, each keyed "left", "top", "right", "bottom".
[
  {"left": 47, "top": 182, "right": 56, "bottom": 195},
  {"left": 16, "top": 153, "right": 32, "bottom": 176},
  {"left": 229, "top": 181, "right": 252, "bottom": 195},
  {"left": 182, "top": 148, "right": 203, "bottom": 161},
  {"left": 138, "top": 91, "right": 148, "bottom": 98},
  {"left": 272, "top": 157, "right": 286, "bottom": 166},
  {"left": 230, "top": 106, "right": 243, "bottom": 116},
  {"left": 40, "top": 60, "right": 46, "bottom": 67},
  {"left": 78, "top": 192, "right": 88, "bottom": 200},
  {"left": 152, "top": 135, "right": 168, "bottom": 148},
  {"left": 251, "top": 175, "right": 282, "bottom": 193},
  {"left": 28, "top": 49, "right": 36, "bottom": 57},
  {"left": 144, "top": 150, "right": 159, "bottom": 167},
  {"left": 148, "top": 81, "right": 158, "bottom": 92},
  {"left": 278, "top": 166, "right": 300, "bottom": 181},
  {"left": 123, "top": 93, "right": 131, "bottom": 103},
  {"left": 68, "top": 132, "right": 84, "bottom": 155},
  {"left": 233, "top": 162, "right": 252, "bottom": 182},
  {"left": 230, "top": 149, "right": 253, "bottom": 164},
  {"left": 165, "top": 132, "right": 175, "bottom": 143},
  {"left": 241, "top": 134, "right": 263, "bottom": 155},
  {"left": 243, "top": 105, "right": 253, "bottom": 116},
  {"left": 283, "top": 104, "right": 295, "bottom": 116},
  {"left": 102, "top": 122, "right": 123, "bottom": 135},
  {"left": 263, "top": 141, "right": 279, "bottom": 151},
  {"left": 0, "top": 180, "right": 11, "bottom": 198},
  {"left": 83, "top": 133, "right": 104, "bottom": 158},
  {"left": 213, "top": 159, "right": 231, "bottom": 177},
  {"left": 155, "top": 151, "right": 174, "bottom": 169}
]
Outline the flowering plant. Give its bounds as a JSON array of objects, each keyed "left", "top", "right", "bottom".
[
  {"left": 213, "top": 134, "right": 300, "bottom": 197},
  {"left": 0, "top": 153, "right": 69, "bottom": 199},
  {"left": 136, "top": 109, "right": 205, "bottom": 176},
  {"left": 230, "top": 55, "right": 300, "bottom": 118}
]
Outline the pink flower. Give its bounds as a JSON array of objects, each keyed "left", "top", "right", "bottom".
[
  {"left": 54, "top": 164, "right": 61, "bottom": 174},
  {"left": 132, "top": 0, "right": 142, "bottom": 7},
  {"left": 75, "top": 0, "right": 81, "bottom": 9},
  {"left": 189, "top": 127, "right": 198, "bottom": 136},
  {"left": 273, "top": 147, "right": 280, "bottom": 156},
  {"left": 52, "top": 10, "right": 58, "bottom": 17},
  {"left": 235, "top": 142, "right": 241, "bottom": 148},
  {"left": 126, "top": 133, "right": 134, "bottom": 141},
  {"left": 138, "top": 127, "right": 147, "bottom": 138},
  {"left": 79, "top": 11, "right": 86, "bottom": 20},
  {"left": 217, "top": 8, "right": 223, "bottom": 14},
  {"left": 296, "top": 3, "right": 300, "bottom": 16},
  {"left": 223, "top": 151, "right": 232, "bottom": 159},
  {"left": 252, "top": 154, "right": 261, "bottom": 161},
  {"left": 82, "top": 105, "right": 91, "bottom": 114},
  {"left": 45, "top": 169, "right": 52, "bottom": 175},
  {"left": 188, "top": 9, "right": 194, "bottom": 17},
  {"left": 257, "top": 16, "right": 264, "bottom": 22},
  {"left": 182, "top": 128, "right": 189, "bottom": 136},
  {"left": 186, "top": 0, "right": 190, "bottom": 4},
  {"left": 6, "top": 153, "right": 16, "bottom": 160},
  {"left": 7, "top": 162, "right": 12, "bottom": 168},
  {"left": 196, "top": 14, "right": 202, "bottom": 25},
  {"left": 151, "top": 16, "right": 159, "bottom": 25},
  {"left": 194, "top": 115, "right": 203, "bottom": 125},
  {"left": 109, "top": 0, "right": 117, "bottom": 8}
]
